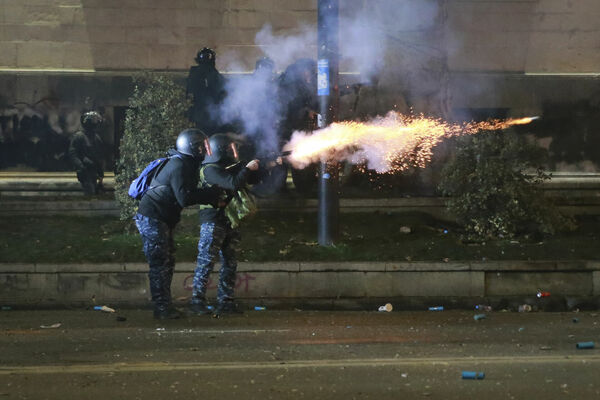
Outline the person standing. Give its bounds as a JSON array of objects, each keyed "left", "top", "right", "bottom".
[
  {"left": 135, "top": 129, "right": 220, "bottom": 319},
  {"left": 188, "top": 133, "right": 260, "bottom": 316},
  {"left": 68, "top": 111, "right": 105, "bottom": 195},
  {"left": 186, "top": 48, "right": 226, "bottom": 135}
]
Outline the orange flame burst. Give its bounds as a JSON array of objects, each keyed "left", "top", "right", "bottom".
[{"left": 283, "top": 112, "right": 538, "bottom": 173}]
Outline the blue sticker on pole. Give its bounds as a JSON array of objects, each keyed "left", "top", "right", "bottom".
[{"left": 318, "top": 59, "right": 329, "bottom": 96}]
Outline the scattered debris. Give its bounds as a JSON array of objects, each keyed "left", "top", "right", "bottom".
[
  {"left": 475, "top": 305, "right": 492, "bottom": 312},
  {"left": 473, "top": 314, "right": 487, "bottom": 321},
  {"left": 156, "top": 328, "right": 165, "bottom": 331},
  {"left": 539, "top": 346, "right": 552, "bottom": 350},
  {"left": 518, "top": 304, "right": 532, "bottom": 313},
  {"left": 576, "top": 342, "right": 595, "bottom": 349},
  {"left": 40, "top": 323, "right": 61, "bottom": 329},
  {"left": 94, "top": 305, "right": 116, "bottom": 313},
  {"left": 573, "top": 318, "right": 579, "bottom": 323},
  {"left": 378, "top": 303, "right": 393, "bottom": 312},
  {"left": 399, "top": 226, "right": 411, "bottom": 234},
  {"left": 116, "top": 316, "right": 127, "bottom": 322},
  {"left": 462, "top": 371, "right": 485, "bottom": 380}
]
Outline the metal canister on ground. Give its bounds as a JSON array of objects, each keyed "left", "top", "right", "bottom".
[
  {"left": 462, "top": 371, "right": 485, "bottom": 380},
  {"left": 576, "top": 341, "right": 595, "bottom": 349}
]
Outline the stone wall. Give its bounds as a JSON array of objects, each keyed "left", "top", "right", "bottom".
[
  {"left": 0, "top": 0, "right": 318, "bottom": 71},
  {"left": 446, "top": 0, "right": 600, "bottom": 73},
  {"left": 1, "top": 0, "right": 598, "bottom": 73}
]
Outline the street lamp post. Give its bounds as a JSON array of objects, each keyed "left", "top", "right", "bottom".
[{"left": 317, "top": 0, "right": 340, "bottom": 246}]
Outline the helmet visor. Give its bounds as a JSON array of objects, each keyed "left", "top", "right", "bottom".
[
  {"left": 229, "top": 142, "right": 239, "bottom": 161},
  {"left": 204, "top": 138, "right": 212, "bottom": 157}
]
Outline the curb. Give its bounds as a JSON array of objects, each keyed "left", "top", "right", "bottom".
[{"left": 2, "top": 261, "right": 599, "bottom": 308}]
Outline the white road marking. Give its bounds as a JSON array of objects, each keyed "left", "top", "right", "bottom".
[{"left": 2, "top": 355, "right": 600, "bottom": 375}]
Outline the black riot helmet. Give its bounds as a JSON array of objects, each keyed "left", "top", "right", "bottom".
[
  {"left": 176, "top": 128, "right": 209, "bottom": 161},
  {"left": 254, "top": 57, "right": 275, "bottom": 74},
  {"left": 203, "top": 133, "right": 239, "bottom": 164},
  {"left": 80, "top": 111, "right": 103, "bottom": 132},
  {"left": 195, "top": 47, "right": 216, "bottom": 67}
]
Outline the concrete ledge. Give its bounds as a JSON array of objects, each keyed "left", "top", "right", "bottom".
[{"left": 1, "top": 261, "right": 599, "bottom": 308}]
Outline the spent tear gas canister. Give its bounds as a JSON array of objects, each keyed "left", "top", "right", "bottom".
[
  {"left": 576, "top": 341, "right": 595, "bottom": 349},
  {"left": 462, "top": 371, "right": 485, "bottom": 380}
]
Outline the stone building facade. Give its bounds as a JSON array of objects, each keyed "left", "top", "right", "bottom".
[{"left": 0, "top": 0, "right": 599, "bottom": 172}]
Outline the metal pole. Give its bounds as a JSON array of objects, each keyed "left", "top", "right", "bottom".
[{"left": 317, "top": 0, "right": 339, "bottom": 246}]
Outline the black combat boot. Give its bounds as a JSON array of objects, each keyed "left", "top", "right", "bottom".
[
  {"left": 185, "top": 299, "right": 212, "bottom": 316},
  {"left": 213, "top": 301, "right": 243, "bottom": 316},
  {"left": 154, "top": 304, "right": 181, "bottom": 320}
]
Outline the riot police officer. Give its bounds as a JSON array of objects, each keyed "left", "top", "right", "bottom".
[
  {"left": 188, "top": 133, "right": 260, "bottom": 316},
  {"left": 186, "top": 48, "right": 226, "bottom": 135},
  {"left": 68, "top": 111, "right": 105, "bottom": 195},
  {"left": 135, "top": 128, "right": 220, "bottom": 319}
]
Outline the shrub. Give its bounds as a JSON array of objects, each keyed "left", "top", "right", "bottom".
[
  {"left": 114, "top": 73, "right": 192, "bottom": 220},
  {"left": 438, "top": 130, "right": 574, "bottom": 241}
]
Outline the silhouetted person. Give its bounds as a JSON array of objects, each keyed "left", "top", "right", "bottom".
[
  {"left": 186, "top": 48, "right": 226, "bottom": 135},
  {"left": 277, "top": 58, "right": 319, "bottom": 194},
  {"left": 68, "top": 111, "right": 104, "bottom": 195}
]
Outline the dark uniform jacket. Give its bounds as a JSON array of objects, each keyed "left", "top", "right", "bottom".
[
  {"left": 186, "top": 64, "right": 226, "bottom": 134},
  {"left": 198, "top": 161, "right": 260, "bottom": 224},
  {"left": 138, "top": 149, "right": 217, "bottom": 227},
  {"left": 68, "top": 130, "right": 104, "bottom": 177}
]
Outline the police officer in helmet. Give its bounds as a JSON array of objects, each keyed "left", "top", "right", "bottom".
[
  {"left": 189, "top": 133, "right": 261, "bottom": 316},
  {"left": 186, "top": 47, "right": 226, "bottom": 135},
  {"left": 68, "top": 111, "right": 105, "bottom": 195},
  {"left": 135, "top": 128, "right": 221, "bottom": 319}
]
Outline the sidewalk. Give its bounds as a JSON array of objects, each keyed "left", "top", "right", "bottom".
[
  {"left": 2, "top": 171, "right": 600, "bottom": 216},
  {"left": 2, "top": 260, "right": 599, "bottom": 309}
]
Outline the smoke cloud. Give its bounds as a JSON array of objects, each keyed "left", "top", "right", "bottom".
[{"left": 216, "top": 1, "right": 446, "bottom": 158}]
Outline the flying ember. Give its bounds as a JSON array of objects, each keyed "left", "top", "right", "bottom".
[{"left": 283, "top": 112, "right": 538, "bottom": 173}]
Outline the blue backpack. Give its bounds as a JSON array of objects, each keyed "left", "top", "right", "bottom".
[{"left": 128, "top": 155, "right": 181, "bottom": 200}]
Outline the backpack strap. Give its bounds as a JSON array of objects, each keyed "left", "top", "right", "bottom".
[{"left": 146, "top": 154, "right": 182, "bottom": 194}]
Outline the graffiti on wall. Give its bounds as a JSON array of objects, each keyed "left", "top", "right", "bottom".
[
  {"left": 182, "top": 273, "right": 257, "bottom": 293},
  {"left": 0, "top": 98, "right": 113, "bottom": 172}
]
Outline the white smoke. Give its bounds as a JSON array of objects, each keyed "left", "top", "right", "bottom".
[
  {"left": 254, "top": 24, "right": 317, "bottom": 71},
  {"left": 216, "top": 2, "right": 444, "bottom": 157}
]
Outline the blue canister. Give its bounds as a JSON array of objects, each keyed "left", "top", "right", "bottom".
[
  {"left": 576, "top": 341, "right": 595, "bottom": 349},
  {"left": 254, "top": 306, "right": 266, "bottom": 311},
  {"left": 429, "top": 306, "right": 444, "bottom": 311},
  {"left": 462, "top": 371, "right": 485, "bottom": 380}
]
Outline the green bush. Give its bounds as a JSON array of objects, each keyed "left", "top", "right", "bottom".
[
  {"left": 114, "top": 73, "right": 192, "bottom": 220},
  {"left": 438, "top": 130, "right": 574, "bottom": 241}
]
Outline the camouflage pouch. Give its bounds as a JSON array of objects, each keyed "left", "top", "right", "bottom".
[
  {"left": 224, "top": 187, "right": 257, "bottom": 228},
  {"left": 200, "top": 164, "right": 257, "bottom": 228}
]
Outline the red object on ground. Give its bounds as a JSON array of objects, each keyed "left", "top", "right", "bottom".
[{"left": 537, "top": 291, "right": 551, "bottom": 298}]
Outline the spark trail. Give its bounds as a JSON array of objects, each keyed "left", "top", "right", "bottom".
[{"left": 283, "top": 112, "right": 537, "bottom": 173}]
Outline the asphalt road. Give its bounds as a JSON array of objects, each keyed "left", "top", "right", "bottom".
[{"left": 1, "top": 309, "right": 599, "bottom": 399}]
